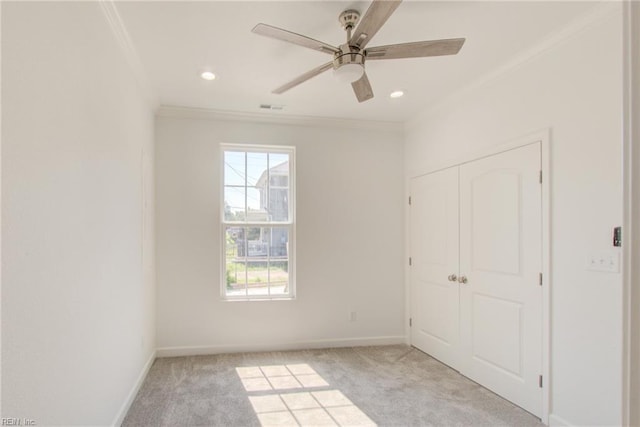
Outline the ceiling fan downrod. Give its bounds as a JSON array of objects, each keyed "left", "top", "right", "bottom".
[
  {"left": 334, "top": 9, "right": 365, "bottom": 82},
  {"left": 338, "top": 10, "right": 360, "bottom": 43}
]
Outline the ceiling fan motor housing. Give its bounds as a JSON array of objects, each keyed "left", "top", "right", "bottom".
[{"left": 333, "top": 44, "right": 365, "bottom": 71}]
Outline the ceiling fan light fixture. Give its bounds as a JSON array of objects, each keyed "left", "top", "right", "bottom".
[{"left": 333, "top": 63, "right": 365, "bottom": 83}]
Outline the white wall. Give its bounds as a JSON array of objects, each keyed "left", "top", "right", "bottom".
[
  {"left": 155, "top": 112, "right": 404, "bottom": 354},
  {"left": 405, "top": 6, "right": 623, "bottom": 426},
  {"left": 2, "top": 2, "right": 155, "bottom": 425},
  {"left": 0, "top": 1, "right": 4, "bottom": 418}
]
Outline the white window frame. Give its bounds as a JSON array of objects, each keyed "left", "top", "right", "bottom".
[{"left": 220, "top": 143, "right": 295, "bottom": 300}]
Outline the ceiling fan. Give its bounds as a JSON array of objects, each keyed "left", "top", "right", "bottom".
[{"left": 252, "top": 0, "right": 465, "bottom": 103}]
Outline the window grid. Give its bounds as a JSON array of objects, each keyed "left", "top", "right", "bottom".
[{"left": 221, "top": 145, "right": 295, "bottom": 300}]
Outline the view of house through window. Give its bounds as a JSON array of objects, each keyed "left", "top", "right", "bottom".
[{"left": 222, "top": 145, "right": 294, "bottom": 299}]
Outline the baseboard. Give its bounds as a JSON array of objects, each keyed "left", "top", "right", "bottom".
[
  {"left": 156, "top": 335, "right": 406, "bottom": 358},
  {"left": 549, "top": 414, "right": 573, "bottom": 426},
  {"left": 111, "top": 350, "right": 157, "bottom": 426}
]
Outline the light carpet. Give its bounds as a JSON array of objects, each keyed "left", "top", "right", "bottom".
[{"left": 122, "top": 345, "right": 543, "bottom": 426}]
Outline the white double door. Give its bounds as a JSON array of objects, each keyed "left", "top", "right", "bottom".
[{"left": 410, "top": 143, "right": 542, "bottom": 417}]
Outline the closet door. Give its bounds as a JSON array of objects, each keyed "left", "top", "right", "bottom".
[
  {"left": 458, "top": 143, "right": 542, "bottom": 417},
  {"left": 410, "top": 167, "right": 460, "bottom": 368}
]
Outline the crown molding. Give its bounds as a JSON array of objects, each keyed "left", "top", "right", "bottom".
[
  {"left": 156, "top": 105, "right": 404, "bottom": 133},
  {"left": 99, "top": 0, "right": 159, "bottom": 110},
  {"left": 406, "top": 1, "right": 620, "bottom": 127}
]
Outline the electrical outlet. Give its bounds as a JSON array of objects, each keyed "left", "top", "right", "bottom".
[
  {"left": 349, "top": 311, "right": 357, "bottom": 322},
  {"left": 586, "top": 252, "right": 620, "bottom": 273}
]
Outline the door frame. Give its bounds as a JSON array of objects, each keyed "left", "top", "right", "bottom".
[
  {"left": 406, "top": 128, "right": 551, "bottom": 424},
  {"left": 622, "top": 1, "right": 639, "bottom": 425}
]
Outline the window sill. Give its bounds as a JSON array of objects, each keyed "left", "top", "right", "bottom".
[{"left": 222, "top": 296, "right": 296, "bottom": 302}]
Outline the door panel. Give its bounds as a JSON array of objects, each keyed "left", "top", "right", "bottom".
[
  {"left": 410, "top": 167, "right": 459, "bottom": 368},
  {"left": 472, "top": 294, "right": 523, "bottom": 377},
  {"left": 459, "top": 143, "right": 542, "bottom": 417},
  {"left": 471, "top": 171, "right": 521, "bottom": 275}
]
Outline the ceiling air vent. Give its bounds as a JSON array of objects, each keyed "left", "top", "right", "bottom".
[{"left": 259, "top": 104, "right": 284, "bottom": 111}]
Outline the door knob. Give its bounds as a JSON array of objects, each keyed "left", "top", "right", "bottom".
[
  {"left": 447, "top": 274, "right": 457, "bottom": 282},
  {"left": 458, "top": 275, "right": 468, "bottom": 284}
]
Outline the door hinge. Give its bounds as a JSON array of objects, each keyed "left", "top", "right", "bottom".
[
  {"left": 409, "top": 318, "right": 413, "bottom": 327},
  {"left": 409, "top": 196, "right": 412, "bottom": 205},
  {"left": 539, "top": 375, "right": 543, "bottom": 388},
  {"left": 409, "top": 257, "right": 412, "bottom": 266},
  {"left": 539, "top": 170, "right": 543, "bottom": 184},
  {"left": 539, "top": 272, "right": 543, "bottom": 286}
]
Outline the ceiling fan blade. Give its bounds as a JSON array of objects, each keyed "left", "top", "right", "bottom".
[
  {"left": 351, "top": 72, "right": 374, "bottom": 103},
  {"left": 349, "top": 0, "right": 402, "bottom": 50},
  {"left": 365, "top": 38, "right": 465, "bottom": 60},
  {"left": 252, "top": 23, "right": 340, "bottom": 55},
  {"left": 273, "top": 61, "right": 334, "bottom": 94}
]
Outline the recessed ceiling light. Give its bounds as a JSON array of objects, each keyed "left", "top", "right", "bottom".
[
  {"left": 201, "top": 71, "right": 216, "bottom": 81},
  {"left": 390, "top": 90, "right": 404, "bottom": 98}
]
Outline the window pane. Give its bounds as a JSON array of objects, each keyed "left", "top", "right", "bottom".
[
  {"left": 247, "top": 152, "right": 268, "bottom": 187},
  {"left": 269, "top": 153, "right": 289, "bottom": 171},
  {"left": 268, "top": 153, "right": 289, "bottom": 223},
  {"left": 248, "top": 152, "right": 268, "bottom": 220},
  {"left": 226, "top": 260, "right": 247, "bottom": 297},
  {"left": 268, "top": 154, "right": 289, "bottom": 185},
  {"left": 247, "top": 259, "right": 269, "bottom": 296},
  {"left": 224, "top": 151, "right": 246, "bottom": 186},
  {"left": 269, "top": 227, "right": 289, "bottom": 258},
  {"left": 225, "top": 227, "right": 242, "bottom": 259},
  {"left": 270, "top": 261, "right": 289, "bottom": 296},
  {"left": 246, "top": 187, "right": 263, "bottom": 216},
  {"left": 244, "top": 226, "right": 267, "bottom": 257},
  {"left": 224, "top": 186, "right": 246, "bottom": 221},
  {"left": 225, "top": 227, "right": 246, "bottom": 296},
  {"left": 270, "top": 175, "right": 289, "bottom": 187},
  {"left": 268, "top": 188, "right": 289, "bottom": 222}
]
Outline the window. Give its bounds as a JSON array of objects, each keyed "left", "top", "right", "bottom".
[{"left": 221, "top": 144, "right": 295, "bottom": 299}]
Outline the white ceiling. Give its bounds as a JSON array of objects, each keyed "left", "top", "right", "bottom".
[{"left": 115, "top": 1, "right": 599, "bottom": 122}]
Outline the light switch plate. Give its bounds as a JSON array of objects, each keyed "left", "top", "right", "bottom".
[{"left": 586, "top": 252, "right": 620, "bottom": 273}]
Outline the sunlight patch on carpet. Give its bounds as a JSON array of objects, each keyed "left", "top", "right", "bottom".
[{"left": 237, "top": 364, "right": 376, "bottom": 426}]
